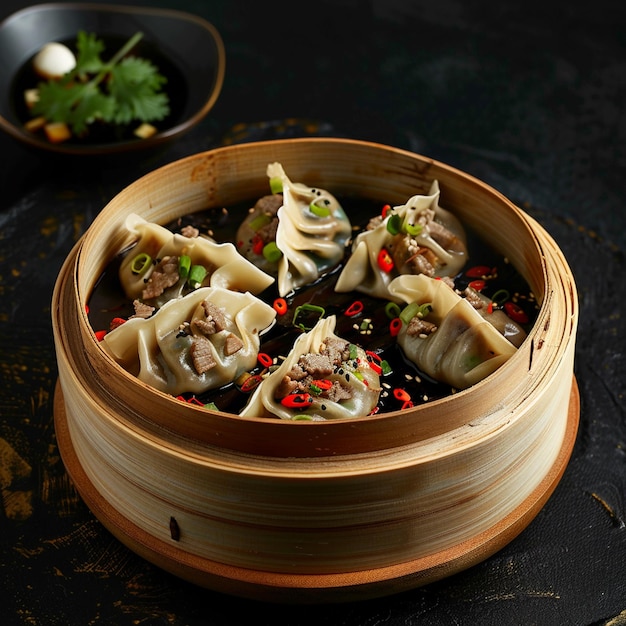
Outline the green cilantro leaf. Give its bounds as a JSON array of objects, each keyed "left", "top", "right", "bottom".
[
  {"left": 29, "top": 31, "right": 170, "bottom": 139},
  {"left": 108, "top": 57, "right": 169, "bottom": 124},
  {"left": 74, "top": 31, "right": 106, "bottom": 77}
]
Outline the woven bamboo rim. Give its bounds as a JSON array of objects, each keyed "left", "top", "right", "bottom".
[{"left": 52, "top": 139, "right": 579, "bottom": 601}]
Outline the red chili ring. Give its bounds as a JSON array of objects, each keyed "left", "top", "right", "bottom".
[
  {"left": 273, "top": 297, "right": 288, "bottom": 315},
  {"left": 468, "top": 279, "right": 486, "bottom": 292},
  {"left": 240, "top": 374, "right": 263, "bottom": 393},
  {"left": 465, "top": 265, "right": 492, "bottom": 278},
  {"left": 258, "top": 352, "right": 274, "bottom": 368},
  {"left": 389, "top": 317, "right": 403, "bottom": 337},
  {"left": 345, "top": 300, "right": 364, "bottom": 317},
  {"left": 94, "top": 330, "right": 107, "bottom": 341},
  {"left": 504, "top": 301, "right": 529, "bottom": 324},
  {"left": 393, "top": 388, "right": 411, "bottom": 403},
  {"left": 280, "top": 393, "right": 313, "bottom": 409}
]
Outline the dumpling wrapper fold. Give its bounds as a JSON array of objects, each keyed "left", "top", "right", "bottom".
[
  {"left": 119, "top": 214, "right": 275, "bottom": 302},
  {"left": 102, "top": 286, "right": 276, "bottom": 396},
  {"left": 335, "top": 180, "right": 467, "bottom": 302},
  {"left": 239, "top": 315, "right": 381, "bottom": 420},
  {"left": 388, "top": 274, "right": 519, "bottom": 389}
]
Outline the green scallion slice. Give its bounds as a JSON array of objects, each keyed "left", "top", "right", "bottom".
[
  {"left": 130, "top": 252, "right": 152, "bottom": 275},
  {"left": 309, "top": 200, "right": 331, "bottom": 217},
  {"left": 262, "top": 241, "right": 283, "bottom": 262},
  {"left": 269, "top": 176, "right": 283, "bottom": 194},
  {"left": 178, "top": 254, "right": 191, "bottom": 279},
  {"left": 188, "top": 264, "right": 207, "bottom": 289}
]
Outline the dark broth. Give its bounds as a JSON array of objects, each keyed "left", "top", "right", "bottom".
[
  {"left": 88, "top": 196, "right": 539, "bottom": 416},
  {"left": 12, "top": 35, "right": 187, "bottom": 145}
]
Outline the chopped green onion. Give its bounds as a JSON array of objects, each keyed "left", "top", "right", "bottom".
[
  {"left": 399, "top": 302, "right": 421, "bottom": 325},
  {"left": 249, "top": 214, "right": 272, "bottom": 232},
  {"left": 349, "top": 343, "right": 359, "bottom": 360},
  {"left": 309, "top": 383, "right": 322, "bottom": 395},
  {"left": 384, "top": 301, "right": 402, "bottom": 319},
  {"left": 293, "top": 303, "right": 326, "bottom": 330},
  {"left": 262, "top": 241, "right": 283, "bottom": 262},
  {"left": 130, "top": 252, "right": 152, "bottom": 275},
  {"left": 269, "top": 176, "right": 283, "bottom": 194},
  {"left": 404, "top": 222, "right": 422, "bottom": 236},
  {"left": 178, "top": 254, "right": 191, "bottom": 279},
  {"left": 309, "top": 199, "right": 331, "bottom": 217},
  {"left": 380, "top": 359, "right": 393, "bottom": 376},
  {"left": 188, "top": 264, "right": 207, "bottom": 289},
  {"left": 491, "top": 289, "right": 510, "bottom": 306},
  {"left": 386, "top": 213, "right": 402, "bottom": 235},
  {"left": 416, "top": 302, "right": 433, "bottom": 318},
  {"left": 204, "top": 402, "right": 218, "bottom": 411},
  {"left": 399, "top": 301, "right": 432, "bottom": 324}
]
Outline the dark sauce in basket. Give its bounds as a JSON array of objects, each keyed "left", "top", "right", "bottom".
[
  {"left": 87, "top": 197, "right": 539, "bottom": 416},
  {"left": 12, "top": 35, "right": 187, "bottom": 145}
]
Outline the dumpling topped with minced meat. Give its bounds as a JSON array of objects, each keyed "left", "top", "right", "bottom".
[
  {"left": 239, "top": 315, "right": 381, "bottom": 421},
  {"left": 236, "top": 162, "right": 352, "bottom": 297},
  {"left": 335, "top": 180, "right": 468, "bottom": 302}
]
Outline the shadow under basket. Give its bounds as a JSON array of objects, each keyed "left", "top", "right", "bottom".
[{"left": 52, "top": 138, "right": 579, "bottom": 603}]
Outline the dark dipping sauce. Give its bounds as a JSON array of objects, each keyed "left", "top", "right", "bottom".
[
  {"left": 12, "top": 35, "right": 187, "bottom": 146},
  {"left": 88, "top": 196, "right": 539, "bottom": 417}
]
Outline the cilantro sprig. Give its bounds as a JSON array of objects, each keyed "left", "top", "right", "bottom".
[{"left": 32, "top": 31, "right": 170, "bottom": 136}]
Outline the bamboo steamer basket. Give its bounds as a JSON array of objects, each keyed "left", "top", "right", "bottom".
[{"left": 52, "top": 138, "right": 579, "bottom": 603}]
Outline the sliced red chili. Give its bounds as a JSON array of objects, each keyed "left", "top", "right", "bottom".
[
  {"left": 109, "top": 317, "right": 126, "bottom": 331},
  {"left": 393, "top": 388, "right": 411, "bottom": 402},
  {"left": 369, "top": 361, "right": 383, "bottom": 375},
  {"left": 468, "top": 279, "right": 486, "bottom": 292},
  {"left": 187, "top": 396, "right": 204, "bottom": 406},
  {"left": 94, "top": 330, "right": 107, "bottom": 341},
  {"left": 280, "top": 393, "right": 313, "bottom": 409},
  {"left": 273, "top": 297, "right": 288, "bottom": 316},
  {"left": 381, "top": 204, "right": 392, "bottom": 218},
  {"left": 312, "top": 379, "right": 333, "bottom": 390},
  {"left": 344, "top": 300, "right": 364, "bottom": 317},
  {"left": 504, "top": 301, "right": 529, "bottom": 324},
  {"left": 258, "top": 352, "right": 273, "bottom": 368},
  {"left": 401, "top": 400, "right": 414, "bottom": 410},
  {"left": 366, "top": 350, "right": 382, "bottom": 362},
  {"left": 377, "top": 249, "right": 394, "bottom": 273},
  {"left": 252, "top": 234, "right": 264, "bottom": 255},
  {"left": 465, "top": 265, "right": 493, "bottom": 278},
  {"left": 240, "top": 374, "right": 263, "bottom": 393},
  {"left": 389, "top": 317, "right": 403, "bottom": 337}
]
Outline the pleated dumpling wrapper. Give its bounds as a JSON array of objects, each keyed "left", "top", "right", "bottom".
[
  {"left": 102, "top": 286, "right": 276, "bottom": 396},
  {"left": 335, "top": 180, "right": 468, "bottom": 302},
  {"left": 388, "top": 274, "right": 525, "bottom": 390},
  {"left": 119, "top": 214, "right": 275, "bottom": 308},
  {"left": 240, "top": 315, "right": 381, "bottom": 420},
  {"left": 236, "top": 163, "right": 352, "bottom": 297}
]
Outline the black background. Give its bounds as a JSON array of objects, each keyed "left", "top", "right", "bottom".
[{"left": 0, "top": 1, "right": 625, "bottom": 624}]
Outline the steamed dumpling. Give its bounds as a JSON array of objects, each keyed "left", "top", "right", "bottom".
[
  {"left": 102, "top": 287, "right": 276, "bottom": 396},
  {"left": 239, "top": 315, "right": 381, "bottom": 420},
  {"left": 236, "top": 163, "right": 352, "bottom": 297},
  {"left": 335, "top": 180, "right": 468, "bottom": 302},
  {"left": 119, "top": 214, "right": 275, "bottom": 307},
  {"left": 388, "top": 274, "right": 524, "bottom": 389}
]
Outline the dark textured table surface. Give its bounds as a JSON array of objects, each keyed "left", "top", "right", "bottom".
[{"left": 1, "top": 1, "right": 625, "bottom": 624}]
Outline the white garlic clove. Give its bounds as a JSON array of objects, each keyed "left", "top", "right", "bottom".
[{"left": 33, "top": 42, "right": 77, "bottom": 79}]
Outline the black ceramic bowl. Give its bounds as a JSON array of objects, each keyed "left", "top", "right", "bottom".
[{"left": 0, "top": 3, "right": 225, "bottom": 156}]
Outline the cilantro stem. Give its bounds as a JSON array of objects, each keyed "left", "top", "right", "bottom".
[{"left": 88, "top": 31, "right": 144, "bottom": 90}]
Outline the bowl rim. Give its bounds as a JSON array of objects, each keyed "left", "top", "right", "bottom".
[
  {"left": 0, "top": 2, "right": 226, "bottom": 156},
  {"left": 52, "top": 137, "right": 579, "bottom": 457}
]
